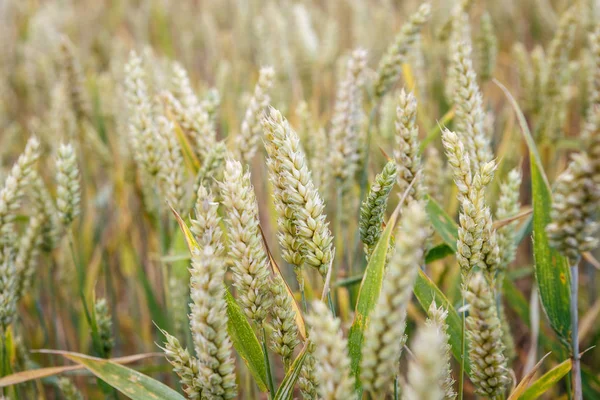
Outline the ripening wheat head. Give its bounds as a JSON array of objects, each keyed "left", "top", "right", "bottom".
[
  {"left": 361, "top": 200, "right": 429, "bottom": 397},
  {"left": 403, "top": 323, "right": 447, "bottom": 400},
  {"left": 262, "top": 107, "right": 334, "bottom": 278},
  {"left": 189, "top": 245, "right": 237, "bottom": 399},
  {"left": 359, "top": 160, "right": 397, "bottom": 259},
  {"left": 547, "top": 153, "right": 600, "bottom": 264},
  {"left": 464, "top": 273, "right": 510, "bottom": 398},
  {"left": 55, "top": 143, "right": 81, "bottom": 228},
  {"left": 330, "top": 48, "right": 368, "bottom": 186},
  {"left": 236, "top": 66, "right": 275, "bottom": 164},
  {"left": 374, "top": 3, "right": 432, "bottom": 98},
  {"left": 394, "top": 89, "right": 424, "bottom": 201},
  {"left": 307, "top": 301, "right": 354, "bottom": 400},
  {"left": 220, "top": 158, "right": 271, "bottom": 326}
]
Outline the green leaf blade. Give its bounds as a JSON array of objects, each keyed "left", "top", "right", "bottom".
[
  {"left": 425, "top": 195, "right": 458, "bottom": 251},
  {"left": 60, "top": 352, "right": 185, "bottom": 400},
  {"left": 520, "top": 359, "right": 571, "bottom": 400},
  {"left": 224, "top": 288, "right": 269, "bottom": 392},
  {"left": 530, "top": 156, "right": 571, "bottom": 347}
]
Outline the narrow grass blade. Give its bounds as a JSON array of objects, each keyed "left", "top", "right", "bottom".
[
  {"left": 273, "top": 345, "right": 308, "bottom": 400},
  {"left": 507, "top": 352, "right": 551, "bottom": 400},
  {"left": 413, "top": 269, "right": 470, "bottom": 375},
  {"left": 224, "top": 289, "right": 269, "bottom": 392},
  {"left": 41, "top": 351, "right": 185, "bottom": 400},
  {"left": 520, "top": 359, "right": 572, "bottom": 400},
  {"left": 0, "top": 353, "right": 163, "bottom": 387}
]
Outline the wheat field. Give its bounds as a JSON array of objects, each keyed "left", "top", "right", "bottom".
[{"left": 0, "top": 0, "right": 599, "bottom": 399}]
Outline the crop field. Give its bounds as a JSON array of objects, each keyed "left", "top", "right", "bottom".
[{"left": 0, "top": 0, "right": 599, "bottom": 399}]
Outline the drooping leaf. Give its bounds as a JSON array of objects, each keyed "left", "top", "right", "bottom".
[
  {"left": 425, "top": 195, "right": 458, "bottom": 251},
  {"left": 413, "top": 269, "right": 470, "bottom": 375},
  {"left": 495, "top": 77, "right": 571, "bottom": 346},
  {"left": 348, "top": 206, "right": 400, "bottom": 390},
  {"left": 273, "top": 345, "right": 308, "bottom": 400},
  {"left": 0, "top": 353, "right": 162, "bottom": 387},
  {"left": 43, "top": 351, "right": 185, "bottom": 400},
  {"left": 530, "top": 156, "right": 571, "bottom": 348},
  {"left": 507, "top": 352, "right": 551, "bottom": 400},
  {"left": 224, "top": 289, "right": 269, "bottom": 392},
  {"left": 520, "top": 359, "right": 571, "bottom": 400}
]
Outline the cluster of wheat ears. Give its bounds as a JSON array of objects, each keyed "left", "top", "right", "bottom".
[{"left": 0, "top": 0, "right": 599, "bottom": 399}]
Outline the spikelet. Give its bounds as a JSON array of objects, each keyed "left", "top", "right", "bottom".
[
  {"left": 445, "top": 12, "right": 471, "bottom": 100},
  {"left": 30, "top": 174, "right": 61, "bottom": 251},
  {"left": 263, "top": 108, "right": 334, "bottom": 278},
  {"left": 546, "top": 153, "right": 599, "bottom": 264},
  {"left": 359, "top": 160, "right": 397, "bottom": 259},
  {"left": 441, "top": 129, "right": 482, "bottom": 275},
  {"left": 530, "top": 46, "right": 547, "bottom": 115},
  {"left": 168, "top": 275, "right": 189, "bottom": 340},
  {"left": 306, "top": 301, "right": 354, "bottom": 400},
  {"left": 538, "top": 6, "right": 578, "bottom": 140},
  {"left": 394, "top": 90, "right": 424, "bottom": 201},
  {"left": 235, "top": 66, "right": 275, "bottom": 164},
  {"left": 423, "top": 147, "right": 445, "bottom": 203},
  {"left": 437, "top": 0, "right": 475, "bottom": 42},
  {"left": 374, "top": 3, "right": 431, "bottom": 98},
  {"left": 299, "top": 341, "right": 319, "bottom": 399},
  {"left": 441, "top": 128, "right": 498, "bottom": 281},
  {"left": 124, "top": 51, "right": 162, "bottom": 176},
  {"left": 161, "top": 329, "right": 202, "bottom": 399},
  {"left": 201, "top": 88, "right": 221, "bottom": 123},
  {"left": 330, "top": 49, "right": 368, "bottom": 186},
  {"left": 583, "top": 25, "right": 600, "bottom": 139},
  {"left": 48, "top": 80, "right": 77, "bottom": 140},
  {"left": 94, "top": 298, "right": 114, "bottom": 357},
  {"left": 403, "top": 323, "right": 447, "bottom": 400},
  {"left": 450, "top": 40, "right": 493, "bottom": 177},
  {"left": 195, "top": 140, "right": 227, "bottom": 195},
  {"left": 311, "top": 127, "right": 330, "bottom": 199},
  {"left": 476, "top": 12, "right": 497, "bottom": 81},
  {"left": 14, "top": 213, "right": 44, "bottom": 301},
  {"left": 55, "top": 143, "right": 81, "bottom": 228},
  {"left": 157, "top": 116, "right": 186, "bottom": 213},
  {"left": 59, "top": 37, "right": 90, "bottom": 123},
  {"left": 269, "top": 274, "right": 300, "bottom": 368},
  {"left": 190, "top": 185, "right": 224, "bottom": 257},
  {"left": 499, "top": 303, "right": 517, "bottom": 362},
  {"left": 220, "top": 159, "right": 271, "bottom": 325},
  {"left": 361, "top": 201, "right": 428, "bottom": 397},
  {"left": 464, "top": 273, "right": 510, "bottom": 398},
  {"left": 189, "top": 245, "right": 237, "bottom": 399},
  {"left": 0, "top": 136, "right": 41, "bottom": 245},
  {"left": 57, "top": 378, "right": 84, "bottom": 400},
  {"left": 166, "top": 64, "right": 217, "bottom": 158},
  {"left": 544, "top": 6, "right": 578, "bottom": 102},
  {"left": 496, "top": 169, "right": 522, "bottom": 271},
  {"left": 425, "top": 303, "right": 457, "bottom": 400},
  {"left": 171, "top": 62, "right": 201, "bottom": 112}
]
